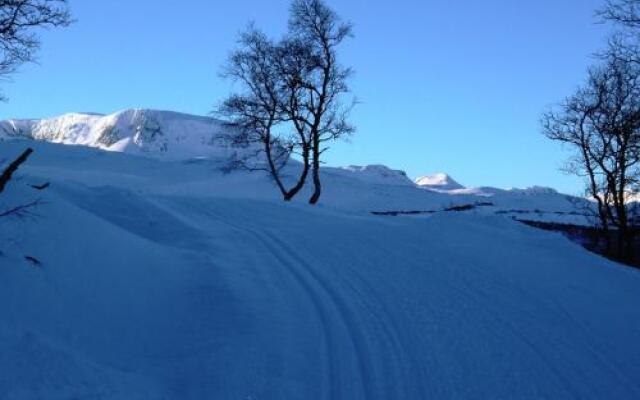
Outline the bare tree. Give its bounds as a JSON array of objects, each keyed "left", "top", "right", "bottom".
[
  {"left": 287, "top": 0, "right": 355, "bottom": 204},
  {"left": 599, "top": 0, "right": 640, "bottom": 28},
  {"left": 219, "top": 26, "right": 311, "bottom": 201},
  {"left": 220, "top": 0, "right": 355, "bottom": 205},
  {"left": 598, "top": 0, "right": 640, "bottom": 65},
  {"left": 542, "top": 52, "right": 640, "bottom": 262}
]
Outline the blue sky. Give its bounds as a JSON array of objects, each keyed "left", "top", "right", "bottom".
[{"left": 0, "top": 0, "right": 610, "bottom": 193}]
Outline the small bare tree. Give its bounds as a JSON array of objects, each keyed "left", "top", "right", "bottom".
[
  {"left": 542, "top": 52, "right": 640, "bottom": 262},
  {"left": 219, "top": 27, "right": 311, "bottom": 201},
  {"left": 287, "top": 0, "right": 355, "bottom": 204},
  {"left": 220, "top": 0, "right": 355, "bottom": 204}
]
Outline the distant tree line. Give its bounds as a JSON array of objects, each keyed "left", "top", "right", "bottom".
[
  {"left": 542, "top": 0, "right": 640, "bottom": 263},
  {"left": 219, "top": 0, "right": 355, "bottom": 204}
]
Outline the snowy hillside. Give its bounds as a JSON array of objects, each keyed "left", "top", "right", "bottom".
[
  {"left": 0, "top": 109, "right": 252, "bottom": 161},
  {"left": 0, "top": 140, "right": 639, "bottom": 399},
  {"left": 0, "top": 110, "right": 595, "bottom": 225}
]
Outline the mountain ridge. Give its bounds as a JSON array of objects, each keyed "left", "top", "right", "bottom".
[
  {"left": 0, "top": 108, "right": 247, "bottom": 161},
  {"left": 0, "top": 109, "right": 579, "bottom": 210}
]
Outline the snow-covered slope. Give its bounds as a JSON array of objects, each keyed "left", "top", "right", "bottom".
[
  {"left": 0, "top": 109, "right": 596, "bottom": 225},
  {"left": 0, "top": 110, "right": 590, "bottom": 217},
  {"left": 0, "top": 109, "right": 251, "bottom": 161},
  {"left": 0, "top": 140, "right": 639, "bottom": 399}
]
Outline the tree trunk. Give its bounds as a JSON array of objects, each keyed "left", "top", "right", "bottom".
[
  {"left": 284, "top": 146, "right": 310, "bottom": 201},
  {"left": 264, "top": 138, "right": 290, "bottom": 201},
  {"left": 309, "top": 136, "right": 321, "bottom": 205}
]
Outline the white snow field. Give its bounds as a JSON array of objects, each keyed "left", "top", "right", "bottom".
[{"left": 0, "top": 112, "right": 639, "bottom": 399}]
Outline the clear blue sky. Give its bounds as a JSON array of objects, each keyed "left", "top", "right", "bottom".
[{"left": 0, "top": 0, "right": 610, "bottom": 194}]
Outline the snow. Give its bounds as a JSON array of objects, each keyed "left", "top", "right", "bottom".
[
  {"left": 340, "top": 164, "right": 414, "bottom": 186},
  {"left": 415, "top": 173, "right": 465, "bottom": 191},
  {"left": 0, "top": 139, "right": 639, "bottom": 399},
  {"left": 510, "top": 185, "right": 560, "bottom": 195},
  {"left": 0, "top": 323, "right": 161, "bottom": 399},
  {"left": 0, "top": 109, "right": 599, "bottom": 224},
  {"left": 0, "top": 109, "right": 253, "bottom": 162}
]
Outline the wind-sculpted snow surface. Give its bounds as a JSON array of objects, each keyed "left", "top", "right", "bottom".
[{"left": 0, "top": 142, "right": 639, "bottom": 399}]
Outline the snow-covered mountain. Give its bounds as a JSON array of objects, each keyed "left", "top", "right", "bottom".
[
  {"left": 340, "top": 164, "right": 415, "bottom": 186},
  {"left": 415, "top": 173, "right": 465, "bottom": 191},
  {"left": 0, "top": 109, "right": 251, "bottom": 161},
  {"left": 0, "top": 109, "right": 594, "bottom": 225}
]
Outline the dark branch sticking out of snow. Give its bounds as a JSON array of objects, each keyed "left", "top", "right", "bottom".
[
  {"left": 30, "top": 182, "right": 50, "bottom": 191},
  {"left": 24, "top": 256, "right": 42, "bottom": 266},
  {"left": 0, "top": 148, "right": 33, "bottom": 194}
]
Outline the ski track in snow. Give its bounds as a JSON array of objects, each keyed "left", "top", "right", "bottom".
[
  {"left": 136, "top": 196, "right": 640, "bottom": 399},
  {"left": 165, "top": 199, "right": 414, "bottom": 399},
  {"left": 0, "top": 141, "right": 640, "bottom": 398}
]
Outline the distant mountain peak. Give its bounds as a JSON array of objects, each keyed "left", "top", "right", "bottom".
[
  {"left": 415, "top": 173, "right": 465, "bottom": 191},
  {"left": 341, "top": 165, "right": 414, "bottom": 186}
]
